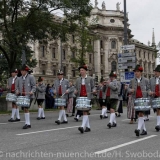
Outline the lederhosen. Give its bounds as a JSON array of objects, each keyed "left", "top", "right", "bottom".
[
  {"left": 99, "top": 85, "right": 107, "bottom": 107},
  {"left": 36, "top": 84, "right": 45, "bottom": 106},
  {"left": 153, "top": 84, "right": 160, "bottom": 112},
  {"left": 106, "top": 87, "right": 111, "bottom": 111}
]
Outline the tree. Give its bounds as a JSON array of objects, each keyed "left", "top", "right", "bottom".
[{"left": 0, "top": 0, "right": 92, "bottom": 74}]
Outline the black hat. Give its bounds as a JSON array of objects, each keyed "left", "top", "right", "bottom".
[
  {"left": 133, "top": 65, "right": 143, "bottom": 72},
  {"left": 78, "top": 64, "right": 88, "bottom": 71},
  {"left": 11, "top": 69, "right": 18, "bottom": 73},
  {"left": 109, "top": 71, "right": 117, "bottom": 77},
  {"left": 38, "top": 77, "right": 43, "bottom": 82},
  {"left": 154, "top": 65, "right": 160, "bottom": 72},
  {"left": 21, "top": 64, "right": 30, "bottom": 71},
  {"left": 57, "top": 70, "right": 63, "bottom": 75}
]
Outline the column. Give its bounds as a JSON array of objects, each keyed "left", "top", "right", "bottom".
[
  {"left": 104, "top": 39, "right": 109, "bottom": 78},
  {"left": 94, "top": 39, "right": 101, "bottom": 78}
]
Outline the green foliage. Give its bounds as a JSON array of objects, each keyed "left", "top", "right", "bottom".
[{"left": 0, "top": 0, "right": 92, "bottom": 74}]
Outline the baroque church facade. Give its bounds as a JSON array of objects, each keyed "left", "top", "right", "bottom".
[{"left": 31, "top": 1, "right": 157, "bottom": 84}]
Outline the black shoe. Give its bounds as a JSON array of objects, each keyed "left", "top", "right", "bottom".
[
  {"left": 104, "top": 116, "right": 108, "bottom": 119},
  {"left": 8, "top": 118, "right": 15, "bottom": 122},
  {"left": 155, "top": 125, "right": 160, "bottom": 132},
  {"left": 55, "top": 120, "right": 61, "bottom": 125},
  {"left": 100, "top": 115, "right": 102, "bottom": 119},
  {"left": 15, "top": 118, "right": 20, "bottom": 121},
  {"left": 37, "top": 117, "right": 41, "bottom": 120},
  {"left": 85, "top": 127, "right": 91, "bottom": 132},
  {"left": 74, "top": 117, "right": 78, "bottom": 122},
  {"left": 78, "top": 127, "right": 84, "bottom": 133},
  {"left": 41, "top": 117, "right": 45, "bottom": 119},
  {"left": 112, "top": 122, "right": 117, "bottom": 127},
  {"left": 135, "top": 129, "right": 140, "bottom": 137},
  {"left": 140, "top": 130, "right": 147, "bottom": 135},
  {"left": 61, "top": 121, "right": 68, "bottom": 124},
  {"left": 23, "top": 124, "right": 31, "bottom": 129},
  {"left": 107, "top": 123, "right": 112, "bottom": 129},
  {"left": 66, "top": 114, "right": 69, "bottom": 117},
  {"left": 115, "top": 113, "right": 118, "bottom": 117}
]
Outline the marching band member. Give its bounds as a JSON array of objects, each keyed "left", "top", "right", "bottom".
[
  {"left": 128, "top": 65, "right": 149, "bottom": 136},
  {"left": 7, "top": 69, "right": 20, "bottom": 122},
  {"left": 75, "top": 64, "right": 96, "bottom": 133},
  {"left": 106, "top": 71, "right": 120, "bottom": 128},
  {"left": 66, "top": 80, "right": 75, "bottom": 117},
  {"left": 149, "top": 65, "right": 160, "bottom": 131},
  {"left": 54, "top": 70, "right": 70, "bottom": 125},
  {"left": 98, "top": 78, "right": 108, "bottom": 119},
  {"left": 16, "top": 64, "right": 36, "bottom": 129},
  {"left": 36, "top": 77, "right": 46, "bottom": 120}
]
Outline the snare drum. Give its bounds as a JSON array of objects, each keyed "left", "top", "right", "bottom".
[
  {"left": 75, "top": 97, "right": 91, "bottom": 111},
  {"left": 55, "top": 98, "right": 66, "bottom": 106},
  {"left": 16, "top": 96, "right": 30, "bottom": 107},
  {"left": 134, "top": 98, "right": 151, "bottom": 111},
  {"left": 6, "top": 93, "right": 17, "bottom": 102},
  {"left": 152, "top": 98, "right": 160, "bottom": 109}
]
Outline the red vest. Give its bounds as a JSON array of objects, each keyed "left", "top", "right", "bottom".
[
  {"left": 58, "top": 86, "right": 62, "bottom": 96},
  {"left": 99, "top": 90, "right": 102, "bottom": 98},
  {"left": 80, "top": 85, "right": 87, "bottom": 97},
  {"left": 11, "top": 84, "right": 15, "bottom": 93},
  {"left": 155, "top": 84, "right": 160, "bottom": 97},
  {"left": 106, "top": 88, "right": 110, "bottom": 97},
  {"left": 136, "top": 86, "right": 143, "bottom": 98},
  {"left": 22, "top": 84, "right": 25, "bottom": 96}
]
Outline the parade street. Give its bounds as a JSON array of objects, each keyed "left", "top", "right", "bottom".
[{"left": 0, "top": 108, "right": 160, "bottom": 160}]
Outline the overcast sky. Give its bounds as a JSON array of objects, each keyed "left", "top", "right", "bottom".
[{"left": 90, "top": 0, "right": 160, "bottom": 46}]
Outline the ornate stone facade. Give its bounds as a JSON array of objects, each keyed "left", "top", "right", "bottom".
[{"left": 31, "top": 3, "right": 157, "bottom": 84}]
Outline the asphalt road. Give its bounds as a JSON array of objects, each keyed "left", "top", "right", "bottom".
[{"left": 0, "top": 108, "right": 160, "bottom": 160}]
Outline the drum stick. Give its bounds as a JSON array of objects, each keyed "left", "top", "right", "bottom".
[{"left": 61, "top": 92, "right": 66, "bottom": 97}]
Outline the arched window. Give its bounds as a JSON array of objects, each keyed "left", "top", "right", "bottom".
[
  {"left": 111, "top": 40, "right": 116, "bottom": 49},
  {"left": 111, "top": 61, "right": 117, "bottom": 71}
]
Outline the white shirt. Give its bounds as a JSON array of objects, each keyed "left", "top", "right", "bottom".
[
  {"left": 59, "top": 78, "right": 64, "bottom": 85},
  {"left": 22, "top": 74, "right": 28, "bottom": 80},
  {"left": 81, "top": 75, "right": 87, "bottom": 85},
  {"left": 12, "top": 76, "right": 17, "bottom": 84},
  {"left": 136, "top": 77, "right": 142, "bottom": 83},
  {"left": 156, "top": 77, "right": 160, "bottom": 84}
]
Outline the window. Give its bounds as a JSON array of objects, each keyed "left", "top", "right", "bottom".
[
  {"left": 72, "top": 35, "right": 75, "bottom": 43},
  {"left": 41, "top": 46, "right": 45, "bottom": 57},
  {"left": 111, "top": 41, "right": 116, "bottom": 49},
  {"left": 72, "top": 52, "right": 75, "bottom": 58},
  {"left": 42, "top": 70, "right": 45, "bottom": 75},
  {"left": 89, "top": 54, "right": 92, "bottom": 63},
  {"left": 100, "top": 40, "right": 103, "bottom": 49},
  {"left": 111, "top": 61, "right": 117, "bottom": 71},
  {"left": 101, "top": 55, "right": 103, "bottom": 64},
  {"left": 53, "top": 70, "right": 56, "bottom": 76},
  {"left": 63, "top": 66, "right": 66, "bottom": 76},
  {"left": 52, "top": 48, "right": 56, "bottom": 58},
  {"left": 63, "top": 49, "right": 66, "bottom": 60},
  {"left": 72, "top": 70, "right": 76, "bottom": 77}
]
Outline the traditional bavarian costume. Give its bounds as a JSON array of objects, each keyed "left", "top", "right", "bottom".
[
  {"left": 75, "top": 65, "right": 95, "bottom": 133},
  {"left": 16, "top": 64, "right": 36, "bottom": 129},
  {"left": 107, "top": 71, "right": 120, "bottom": 128},
  {"left": 129, "top": 65, "right": 149, "bottom": 136},
  {"left": 54, "top": 70, "right": 70, "bottom": 125},
  {"left": 7, "top": 69, "right": 20, "bottom": 122},
  {"left": 149, "top": 65, "right": 160, "bottom": 131},
  {"left": 36, "top": 77, "right": 46, "bottom": 120}
]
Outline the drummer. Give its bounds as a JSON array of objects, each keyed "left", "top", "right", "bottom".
[
  {"left": 36, "top": 77, "right": 46, "bottom": 120},
  {"left": 53, "top": 70, "right": 70, "bottom": 125},
  {"left": 128, "top": 65, "right": 150, "bottom": 136},
  {"left": 75, "top": 64, "right": 96, "bottom": 133},
  {"left": 7, "top": 69, "right": 20, "bottom": 122},
  {"left": 149, "top": 65, "right": 160, "bottom": 131},
  {"left": 16, "top": 64, "right": 36, "bottom": 129}
]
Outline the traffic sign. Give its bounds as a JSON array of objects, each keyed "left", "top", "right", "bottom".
[
  {"left": 121, "top": 45, "right": 135, "bottom": 50},
  {"left": 118, "top": 52, "right": 136, "bottom": 57},
  {"left": 118, "top": 56, "right": 136, "bottom": 63},
  {"left": 120, "top": 72, "right": 134, "bottom": 82},
  {"left": 118, "top": 62, "right": 136, "bottom": 69}
]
